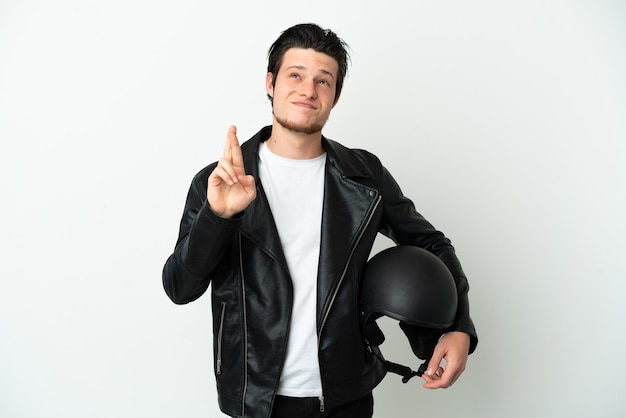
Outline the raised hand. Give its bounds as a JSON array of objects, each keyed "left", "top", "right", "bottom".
[{"left": 207, "top": 126, "right": 256, "bottom": 218}]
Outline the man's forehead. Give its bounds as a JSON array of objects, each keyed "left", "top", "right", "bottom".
[{"left": 279, "top": 48, "right": 338, "bottom": 76}]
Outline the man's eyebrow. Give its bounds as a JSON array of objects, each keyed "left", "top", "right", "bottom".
[
  {"left": 284, "top": 65, "right": 336, "bottom": 79},
  {"left": 319, "top": 69, "right": 336, "bottom": 79},
  {"left": 285, "top": 65, "right": 306, "bottom": 71}
]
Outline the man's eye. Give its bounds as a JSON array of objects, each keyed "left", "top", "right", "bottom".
[{"left": 289, "top": 73, "right": 300, "bottom": 79}]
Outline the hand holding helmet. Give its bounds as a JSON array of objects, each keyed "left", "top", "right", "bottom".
[{"left": 361, "top": 245, "right": 462, "bottom": 385}]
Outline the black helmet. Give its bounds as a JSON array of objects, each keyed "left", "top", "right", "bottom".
[{"left": 361, "top": 245, "right": 458, "bottom": 382}]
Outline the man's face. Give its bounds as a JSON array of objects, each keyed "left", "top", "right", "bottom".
[{"left": 266, "top": 48, "right": 340, "bottom": 135}]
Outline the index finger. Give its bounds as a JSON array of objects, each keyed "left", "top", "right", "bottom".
[
  {"left": 223, "top": 125, "right": 236, "bottom": 160},
  {"left": 226, "top": 125, "right": 244, "bottom": 168}
]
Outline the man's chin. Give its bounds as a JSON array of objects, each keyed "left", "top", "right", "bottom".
[{"left": 275, "top": 116, "right": 325, "bottom": 135}]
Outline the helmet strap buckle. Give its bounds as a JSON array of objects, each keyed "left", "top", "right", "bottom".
[{"left": 384, "top": 360, "right": 429, "bottom": 383}]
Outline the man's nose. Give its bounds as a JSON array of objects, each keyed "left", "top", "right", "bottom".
[{"left": 298, "top": 79, "right": 317, "bottom": 98}]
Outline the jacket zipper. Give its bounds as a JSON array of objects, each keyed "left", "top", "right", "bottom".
[
  {"left": 317, "top": 193, "right": 381, "bottom": 412},
  {"left": 216, "top": 302, "right": 226, "bottom": 375},
  {"left": 238, "top": 234, "right": 249, "bottom": 417}
]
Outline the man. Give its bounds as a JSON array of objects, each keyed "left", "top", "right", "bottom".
[{"left": 163, "top": 23, "right": 477, "bottom": 418}]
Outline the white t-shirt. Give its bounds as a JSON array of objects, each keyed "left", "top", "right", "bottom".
[{"left": 258, "top": 141, "right": 326, "bottom": 397}]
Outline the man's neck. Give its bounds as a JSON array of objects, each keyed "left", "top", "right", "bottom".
[{"left": 266, "top": 122, "right": 325, "bottom": 160}]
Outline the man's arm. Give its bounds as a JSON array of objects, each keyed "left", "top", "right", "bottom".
[{"left": 162, "top": 126, "right": 256, "bottom": 304}]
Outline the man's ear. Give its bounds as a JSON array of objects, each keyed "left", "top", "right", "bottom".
[
  {"left": 266, "top": 72, "right": 274, "bottom": 99},
  {"left": 332, "top": 92, "right": 341, "bottom": 107}
]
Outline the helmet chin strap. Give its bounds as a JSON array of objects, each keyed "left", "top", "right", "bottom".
[
  {"left": 363, "top": 319, "right": 436, "bottom": 384},
  {"left": 385, "top": 359, "right": 429, "bottom": 383}
]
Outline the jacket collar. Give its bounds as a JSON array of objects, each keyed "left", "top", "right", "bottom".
[{"left": 240, "top": 125, "right": 373, "bottom": 181}]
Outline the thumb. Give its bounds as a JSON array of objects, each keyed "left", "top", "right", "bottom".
[{"left": 425, "top": 351, "right": 443, "bottom": 377}]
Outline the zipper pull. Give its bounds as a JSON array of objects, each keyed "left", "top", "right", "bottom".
[
  {"left": 319, "top": 395, "right": 325, "bottom": 413},
  {"left": 216, "top": 360, "right": 222, "bottom": 375}
]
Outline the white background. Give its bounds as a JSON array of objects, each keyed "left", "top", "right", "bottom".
[{"left": 1, "top": 1, "right": 625, "bottom": 417}]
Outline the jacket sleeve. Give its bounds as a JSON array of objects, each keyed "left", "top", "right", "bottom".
[
  {"left": 378, "top": 165, "right": 478, "bottom": 354},
  {"left": 162, "top": 165, "right": 242, "bottom": 305}
]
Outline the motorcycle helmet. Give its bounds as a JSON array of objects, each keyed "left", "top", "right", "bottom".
[{"left": 361, "top": 245, "right": 458, "bottom": 382}]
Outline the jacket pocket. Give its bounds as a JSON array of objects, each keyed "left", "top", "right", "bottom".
[{"left": 216, "top": 301, "right": 226, "bottom": 375}]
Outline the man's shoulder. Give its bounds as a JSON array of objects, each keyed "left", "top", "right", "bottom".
[
  {"left": 323, "top": 136, "right": 383, "bottom": 171},
  {"left": 321, "top": 137, "right": 387, "bottom": 187}
]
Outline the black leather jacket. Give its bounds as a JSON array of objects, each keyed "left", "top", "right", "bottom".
[{"left": 163, "top": 126, "right": 477, "bottom": 418}]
